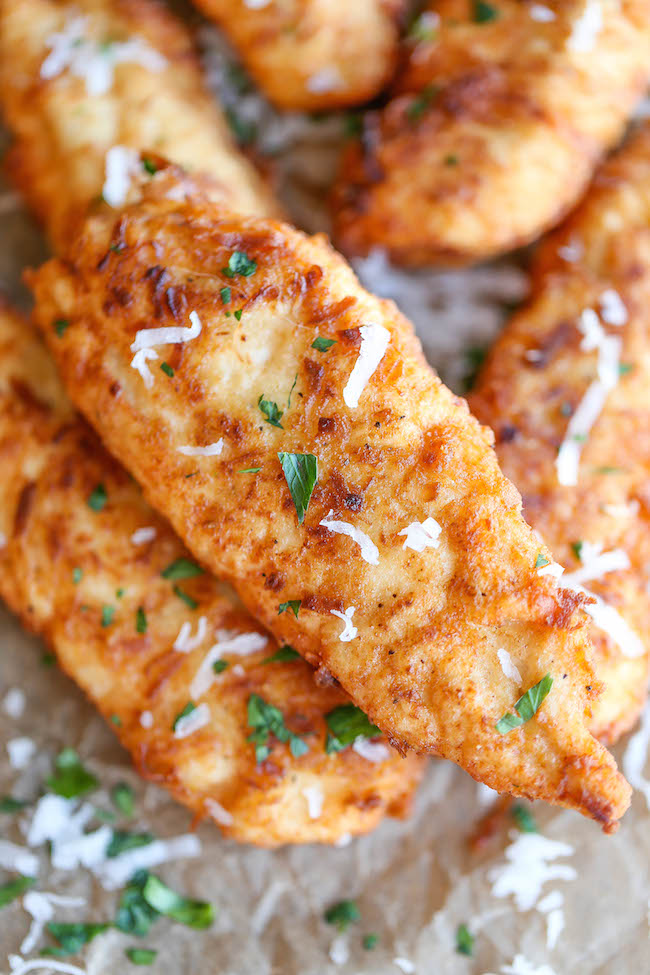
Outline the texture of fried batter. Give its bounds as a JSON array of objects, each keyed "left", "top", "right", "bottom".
[
  {"left": 471, "top": 121, "right": 650, "bottom": 746},
  {"left": 0, "top": 0, "right": 279, "bottom": 251},
  {"left": 193, "top": 0, "right": 406, "bottom": 111},
  {"left": 0, "top": 298, "right": 424, "bottom": 845},
  {"left": 332, "top": 0, "right": 650, "bottom": 267},
  {"left": 30, "top": 174, "right": 631, "bottom": 829}
]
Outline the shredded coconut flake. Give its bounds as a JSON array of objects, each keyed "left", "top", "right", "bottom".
[
  {"left": 537, "top": 560, "right": 564, "bottom": 579},
  {"left": 190, "top": 631, "right": 267, "bottom": 699},
  {"left": 557, "top": 239, "right": 583, "bottom": 262},
  {"left": 205, "top": 797, "right": 234, "bottom": 827},
  {"left": 529, "top": 3, "right": 556, "bottom": 21},
  {"left": 0, "top": 839, "right": 39, "bottom": 876},
  {"left": 477, "top": 782, "right": 500, "bottom": 808},
  {"left": 538, "top": 890, "right": 565, "bottom": 950},
  {"left": 306, "top": 66, "right": 343, "bottom": 94},
  {"left": 599, "top": 289, "right": 628, "bottom": 326},
  {"left": 567, "top": 0, "right": 603, "bottom": 53},
  {"left": 342, "top": 323, "right": 390, "bottom": 408},
  {"left": 352, "top": 737, "right": 390, "bottom": 763},
  {"left": 7, "top": 737, "right": 36, "bottom": 770},
  {"left": 244, "top": 0, "right": 271, "bottom": 7},
  {"left": 489, "top": 832, "right": 576, "bottom": 912},
  {"left": 8, "top": 959, "right": 88, "bottom": 975},
  {"left": 140, "top": 709, "right": 154, "bottom": 728},
  {"left": 497, "top": 649, "right": 522, "bottom": 684},
  {"left": 394, "top": 959, "right": 416, "bottom": 974},
  {"left": 94, "top": 833, "right": 201, "bottom": 890},
  {"left": 173, "top": 702, "right": 211, "bottom": 739},
  {"left": 398, "top": 517, "right": 442, "bottom": 552},
  {"left": 3, "top": 687, "right": 26, "bottom": 718},
  {"left": 331, "top": 606, "right": 357, "bottom": 642},
  {"left": 173, "top": 616, "right": 208, "bottom": 653},
  {"left": 623, "top": 699, "right": 650, "bottom": 809},
  {"left": 320, "top": 509, "right": 379, "bottom": 565},
  {"left": 329, "top": 936, "right": 349, "bottom": 966},
  {"left": 102, "top": 145, "right": 140, "bottom": 207},
  {"left": 494, "top": 957, "right": 558, "bottom": 975},
  {"left": 334, "top": 832, "right": 352, "bottom": 847},
  {"left": 130, "top": 311, "right": 202, "bottom": 386},
  {"left": 177, "top": 440, "right": 224, "bottom": 457},
  {"left": 130, "top": 526, "right": 156, "bottom": 545},
  {"left": 301, "top": 784, "right": 324, "bottom": 819},
  {"left": 20, "top": 892, "right": 85, "bottom": 955}
]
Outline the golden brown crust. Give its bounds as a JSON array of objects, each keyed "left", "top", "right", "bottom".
[
  {"left": 194, "top": 0, "right": 407, "bottom": 111},
  {"left": 0, "top": 0, "right": 279, "bottom": 250},
  {"left": 30, "top": 174, "right": 631, "bottom": 829},
  {"left": 0, "top": 301, "right": 423, "bottom": 846},
  {"left": 471, "top": 121, "right": 650, "bottom": 746},
  {"left": 332, "top": 0, "right": 650, "bottom": 267}
]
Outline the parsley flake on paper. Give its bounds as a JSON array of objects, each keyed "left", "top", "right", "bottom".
[
  {"left": 46, "top": 747, "right": 98, "bottom": 798},
  {"left": 324, "top": 900, "right": 360, "bottom": 932},
  {"left": 0, "top": 874, "right": 34, "bottom": 908},
  {"left": 456, "top": 923, "right": 474, "bottom": 956}
]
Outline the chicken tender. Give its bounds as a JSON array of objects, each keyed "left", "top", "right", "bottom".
[
  {"left": 332, "top": 0, "right": 650, "bottom": 267},
  {"left": 0, "top": 0, "right": 279, "bottom": 251},
  {"left": 193, "top": 0, "right": 406, "bottom": 111},
  {"left": 30, "top": 173, "right": 631, "bottom": 830},
  {"left": 471, "top": 121, "right": 650, "bottom": 746},
  {"left": 0, "top": 298, "right": 424, "bottom": 845}
]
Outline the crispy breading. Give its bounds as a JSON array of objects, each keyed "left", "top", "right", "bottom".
[
  {"left": 331, "top": 0, "right": 650, "bottom": 267},
  {"left": 0, "top": 0, "right": 279, "bottom": 251},
  {"left": 30, "top": 174, "right": 631, "bottom": 829},
  {"left": 470, "top": 121, "right": 650, "bottom": 746},
  {"left": 0, "top": 298, "right": 424, "bottom": 845},
  {"left": 193, "top": 0, "right": 406, "bottom": 111}
]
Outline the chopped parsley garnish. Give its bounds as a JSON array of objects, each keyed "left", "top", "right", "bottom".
[
  {"left": 571, "top": 540, "right": 583, "bottom": 561},
  {"left": 220, "top": 286, "right": 232, "bottom": 305},
  {"left": 161, "top": 557, "right": 204, "bottom": 581},
  {"left": 234, "top": 309, "right": 243, "bottom": 322},
  {"left": 142, "top": 157, "right": 158, "bottom": 176},
  {"left": 258, "top": 394, "right": 284, "bottom": 429},
  {"left": 44, "top": 922, "right": 109, "bottom": 956},
  {"left": 277, "top": 452, "right": 318, "bottom": 524},
  {"left": 0, "top": 874, "right": 34, "bottom": 908},
  {"left": 456, "top": 923, "right": 474, "bottom": 956},
  {"left": 263, "top": 645, "right": 300, "bottom": 664},
  {"left": 111, "top": 714, "right": 122, "bottom": 726},
  {"left": 173, "top": 585, "right": 198, "bottom": 610},
  {"left": 462, "top": 345, "right": 488, "bottom": 392},
  {"left": 160, "top": 361, "right": 174, "bottom": 377},
  {"left": 445, "top": 154, "right": 459, "bottom": 166},
  {"left": 595, "top": 466, "right": 624, "bottom": 475},
  {"left": 225, "top": 107, "right": 257, "bottom": 146},
  {"left": 408, "top": 13, "right": 437, "bottom": 42},
  {"left": 246, "top": 693, "right": 308, "bottom": 763},
  {"left": 534, "top": 553, "right": 550, "bottom": 569},
  {"left": 343, "top": 113, "right": 363, "bottom": 138},
  {"left": 140, "top": 873, "right": 215, "bottom": 929},
  {"left": 101, "top": 605, "right": 116, "bottom": 627},
  {"left": 278, "top": 599, "right": 301, "bottom": 618},
  {"left": 136, "top": 607, "right": 147, "bottom": 634},
  {"left": 115, "top": 870, "right": 160, "bottom": 936},
  {"left": 172, "top": 701, "right": 196, "bottom": 731},
  {"left": 363, "top": 933, "right": 379, "bottom": 950},
  {"left": 619, "top": 362, "right": 633, "bottom": 376},
  {"left": 511, "top": 803, "right": 538, "bottom": 833},
  {"left": 54, "top": 318, "right": 70, "bottom": 337},
  {"left": 238, "top": 467, "right": 262, "bottom": 473},
  {"left": 0, "top": 795, "right": 29, "bottom": 813},
  {"left": 126, "top": 947, "right": 157, "bottom": 966},
  {"left": 407, "top": 83, "right": 439, "bottom": 122},
  {"left": 287, "top": 372, "right": 298, "bottom": 408},
  {"left": 222, "top": 251, "right": 257, "bottom": 278},
  {"left": 116, "top": 588, "right": 125, "bottom": 598},
  {"left": 106, "top": 830, "right": 155, "bottom": 859},
  {"left": 325, "top": 704, "right": 381, "bottom": 754},
  {"left": 42, "top": 652, "right": 56, "bottom": 667},
  {"left": 46, "top": 747, "right": 99, "bottom": 798},
  {"left": 495, "top": 674, "right": 553, "bottom": 734},
  {"left": 111, "top": 782, "right": 135, "bottom": 817},
  {"left": 87, "top": 483, "right": 107, "bottom": 511},
  {"left": 473, "top": 0, "right": 499, "bottom": 22},
  {"left": 311, "top": 336, "right": 337, "bottom": 352},
  {"left": 72, "top": 567, "right": 83, "bottom": 584},
  {"left": 212, "top": 659, "right": 229, "bottom": 674},
  {"left": 324, "top": 900, "right": 360, "bottom": 933}
]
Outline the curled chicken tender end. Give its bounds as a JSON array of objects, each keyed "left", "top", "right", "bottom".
[
  {"left": 332, "top": 0, "right": 650, "bottom": 267},
  {"left": 194, "top": 0, "right": 408, "bottom": 111},
  {"left": 29, "top": 169, "right": 630, "bottom": 830},
  {"left": 0, "top": 299, "right": 423, "bottom": 847},
  {"left": 0, "top": 0, "right": 280, "bottom": 252},
  {"left": 471, "top": 120, "right": 650, "bottom": 746}
]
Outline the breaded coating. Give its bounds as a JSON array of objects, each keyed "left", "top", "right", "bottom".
[
  {"left": 193, "top": 0, "right": 406, "bottom": 111},
  {"left": 332, "top": 0, "right": 650, "bottom": 267},
  {"left": 471, "top": 121, "right": 650, "bottom": 746},
  {"left": 30, "top": 174, "right": 631, "bottom": 829},
  {"left": 0, "top": 298, "right": 423, "bottom": 845},
  {"left": 0, "top": 0, "right": 279, "bottom": 251}
]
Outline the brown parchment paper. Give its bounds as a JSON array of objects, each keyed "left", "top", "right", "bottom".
[{"left": 1, "top": 62, "right": 650, "bottom": 975}]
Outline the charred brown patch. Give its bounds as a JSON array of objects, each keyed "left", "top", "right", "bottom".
[{"left": 264, "top": 572, "right": 285, "bottom": 592}]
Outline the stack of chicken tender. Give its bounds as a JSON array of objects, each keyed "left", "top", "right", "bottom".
[{"left": 0, "top": 0, "right": 649, "bottom": 845}]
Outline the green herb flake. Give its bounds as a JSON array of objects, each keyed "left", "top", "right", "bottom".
[
  {"left": 277, "top": 452, "right": 318, "bottom": 524},
  {"left": 343, "top": 113, "right": 363, "bottom": 139},
  {"left": 534, "top": 553, "right": 550, "bottom": 569},
  {"left": 212, "top": 659, "right": 229, "bottom": 674},
  {"left": 161, "top": 557, "right": 204, "bottom": 581},
  {"left": 172, "top": 701, "right": 197, "bottom": 731},
  {"left": 220, "top": 286, "right": 232, "bottom": 305},
  {"left": 136, "top": 607, "right": 147, "bottom": 634},
  {"left": 325, "top": 704, "right": 381, "bottom": 754},
  {"left": 173, "top": 585, "right": 198, "bottom": 610},
  {"left": 141, "top": 873, "right": 215, "bottom": 929},
  {"left": 111, "top": 782, "right": 135, "bottom": 817},
  {"left": 116, "top": 588, "right": 125, "bottom": 599},
  {"left": 110, "top": 714, "right": 122, "bottom": 727},
  {"left": 222, "top": 251, "right": 257, "bottom": 278},
  {"left": 225, "top": 107, "right": 257, "bottom": 146},
  {"left": 0, "top": 874, "right": 34, "bottom": 908},
  {"left": 311, "top": 336, "right": 337, "bottom": 352},
  {"left": 46, "top": 747, "right": 99, "bottom": 798},
  {"left": 324, "top": 900, "right": 360, "bottom": 933},
  {"left": 142, "top": 157, "right": 158, "bottom": 176},
  {"left": 44, "top": 921, "right": 109, "bottom": 956},
  {"left": 41, "top": 652, "right": 56, "bottom": 668},
  {"left": 511, "top": 803, "right": 538, "bottom": 833},
  {"left": 495, "top": 674, "right": 553, "bottom": 734},
  {"left": 363, "top": 933, "right": 379, "bottom": 950},
  {"left": 445, "top": 154, "right": 459, "bottom": 166},
  {"left": 407, "top": 83, "right": 439, "bottom": 122},
  {"left": 408, "top": 12, "right": 438, "bottom": 42},
  {"left": 278, "top": 599, "right": 301, "bottom": 618},
  {"left": 246, "top": 693, "right": 308, "bottom": 763},
  {"left": 234, "top": 309, "right": 243, "bottom": 322},
  {"left": 87, "top": 483, "right": 107, "bottom": 511},
  {"left": 126, "top": 947, "right": 157, "bottom": 966},
  {"left": 101, "top": 605, "right": 116, "bottom": 628},
  {"left": 456, "top": 923, "right": 474, "bottom": 957},
  {"left": 263, "top": 646, "right": 301, "bottom": 664},
  {"left": 115, "top": 870, "right": 160, "bottom": 936},
  {"left": 571, "top": 540, "right": 584, "bottom": 561},
  {"left": 54, "top": 318, "right": 70, "bottom": 338},
  {"left": 258, "top": 395, "right": 284, "bottom": 429},
  {"left": 72, "top": 567, "right": 83, "bottom": 584},
  {"left": 0, "top": 795, "right": 29, "bottom": 813},
  {"left": 462, "top": 345, "right": 487, "bottom": 393},
  {"left": 238, "top": 467, "right": 262, "bottom": 474},
  {"left": 473, "top": 1, "right": 499, "bottom": 22},
  {"left": 107, "top": 830, "right": 155, "bottom": 859},
  {"left": 619, "top": 362, "right": 634, "bottom": 376},
  {"left": 287, "top": 372, "right": 298, "bottom": 408},
  {"left": 160, "top": 362, "right": 174, "bottom": 378}
]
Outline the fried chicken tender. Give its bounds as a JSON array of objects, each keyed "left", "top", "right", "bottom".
[
  {"left": 30, "top": 173, "right": 631, "bottom": 830},
  {"left": 0, "top": 297, "right": 424, "bottom": 845},
  {"left": 332, "top": 0, "right": 650, "bottom": 267},
  {"left": 0, "top": 0, "right": 279, "bottom": 252},
  {"left": 193, "top": 0, "right": 406, "bottom": 111},
  {"left": 470, "top": 121, "right": 650, "bottom": 746}
]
